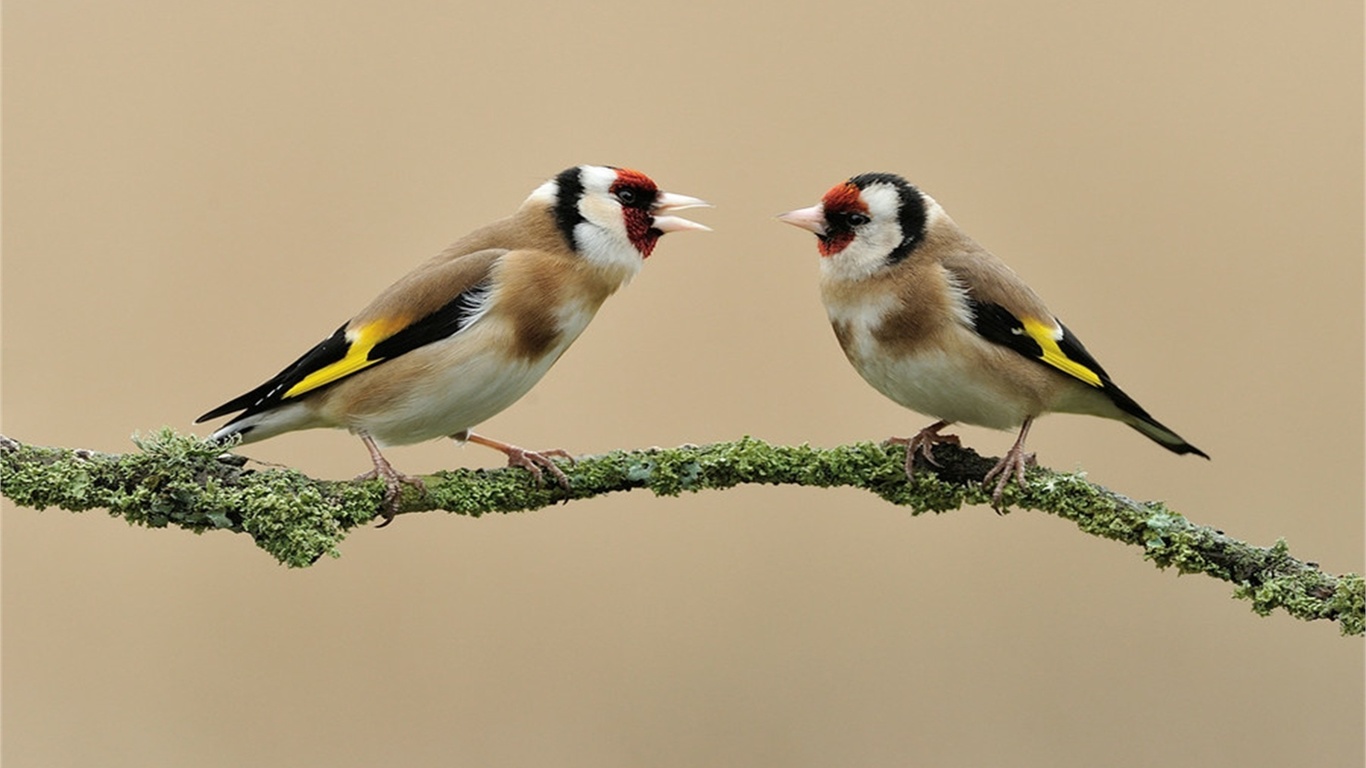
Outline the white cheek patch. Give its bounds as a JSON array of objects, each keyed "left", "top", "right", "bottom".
[
  {"left": 860, "top": 185, "right": 903, "bottom": 223},
  {"left": 822, "top": 244, "right": 885, "bottom": 282},
  {"left": 574, "top": 220, "right": 645, "bottom": 278},
  {"left": 577, "top": 194, "right": 626, "bottom": 237},
  {"left": 577, "top": 165, "right": 619, "bottom": 196},
  {"left": 570, "top": 169, "right": 648, "bottom": 275},
  {"left": 823, "top": 183, "right": 907, "bottom": 280},
  {"left": 573, "top": 222, "right": 617, "bottom": 257}
]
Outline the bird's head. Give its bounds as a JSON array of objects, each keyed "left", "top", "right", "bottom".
[
  {"left": 531, "top": 165, "right": 710, "bottom": 270},
  {"left": 778, "top": 172, "right": 934, "bottom": 279}
]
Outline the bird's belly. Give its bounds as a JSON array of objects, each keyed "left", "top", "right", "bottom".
[
  {"left": 852, "top": 346, "right": 1032, "bottom": 430},
  {"left": 334, "top": 323, "right": 576, "bottom": 446},
  {"left": 376, "top": 361, "right": 552, "bottom": 445}
]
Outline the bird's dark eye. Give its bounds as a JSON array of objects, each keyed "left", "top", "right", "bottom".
[
  {"left": 828, "top": 211, "right": 870, "bottom": 229},
  {"left": 616, "top": 188, "right": 638, "bottom": 206}
]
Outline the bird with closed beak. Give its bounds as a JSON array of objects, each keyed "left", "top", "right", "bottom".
[
  {"left": 198, "top": 165, "right": 710, "bottom": 524},
  {"left": 779, "top": 172, "right": 1206, "bottom": 508}
]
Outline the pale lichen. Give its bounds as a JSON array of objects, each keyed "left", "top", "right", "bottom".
[{"left": 2, "top": 429, "right": 1360, "bottom": 635}]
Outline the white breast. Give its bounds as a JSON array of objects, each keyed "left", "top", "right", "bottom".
[
  {"left": 349, "top": 298, "right": 599, "bottom": 446},
  {"left": 833, "top": 309, "right": 1033, "bottom": 431}
]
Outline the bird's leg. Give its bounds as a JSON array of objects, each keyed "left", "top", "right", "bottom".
[
  {"left": 355, "top": 432, "right": 426, "bottom": 527},
  {"left": 884, "top": 419, "right": 960, "bottom": 476},
  {"left": 982, "top": 417, "right": 1035, "bottom": 512},
  {"left": 460, "top": 431, "right": 573, "bottom": 490}
]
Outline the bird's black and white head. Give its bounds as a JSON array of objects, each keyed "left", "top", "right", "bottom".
[
  {"left": 530, "top": 165, "right": 710, "bottom": 274},
  {"left": 778, "top": 172, "right": 940, "bottom": 280}
]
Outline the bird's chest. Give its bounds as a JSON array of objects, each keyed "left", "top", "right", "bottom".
[
  {"left": 345, "top": 297, "right": 602, "bottom": 444},
  {"left": 825, "top": 298, "right": 1028, "bottom": 430},
  {"left": 825, "top": 295, "right": 900, "bottom": 369}
]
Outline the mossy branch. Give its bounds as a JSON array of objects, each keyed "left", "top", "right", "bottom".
[{"left": 2, "top": 430, "right": 1360, "bottom": 635}]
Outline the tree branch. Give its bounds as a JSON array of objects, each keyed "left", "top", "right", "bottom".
[{"left": 2, "top": 430, "right": 1360, "bottom": 635}]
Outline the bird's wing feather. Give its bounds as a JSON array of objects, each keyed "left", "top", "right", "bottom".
[
  {"left": 967, "top": 301, "right": 1108, "bottom": 388},
  {"left": 195, "top": 324, "right": 352, "bottom": 423},
  {"left": 942, "top": 252, "right": 1110, "bottom": 389},
  {"left": 945, "top": 259, "right": 1207, "bottom": 455},
  {"left": 197, "top": 248, "right": 506, "bottom": 423}
]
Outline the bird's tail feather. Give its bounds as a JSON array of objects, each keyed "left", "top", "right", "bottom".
[
  {"left": 205, "top": 402, "right": 320, "bottom": 447},
  {"left": 1103, "top": 382, "right": 1209, "bottom": 459},
  {"left": 1123, "top": 413, "right": 1209, "bottom": 458}
]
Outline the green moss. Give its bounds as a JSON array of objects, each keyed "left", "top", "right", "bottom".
[{"left": 2, "top": 429, "right": 1362, "bottom": 634}]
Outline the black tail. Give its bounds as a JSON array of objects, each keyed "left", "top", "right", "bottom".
[{"left": 1103, "top": 381, "right": 1209, "bottom": 459}]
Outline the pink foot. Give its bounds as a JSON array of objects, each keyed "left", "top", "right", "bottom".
[
  {"left": 357, "top": 433, "right": 426, "bottom": 527},
  {"left": 884, "top": 420, "right": 960, "bottom": 477},
  {"left": 463, "top": 432, "right": 573, "bottom": 490},
  {"left": 981, "top": 418, "right": 1036, "bottom": 513}
]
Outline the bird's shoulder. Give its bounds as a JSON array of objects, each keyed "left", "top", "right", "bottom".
[
  {"left": 934, "top": 239, "right": 1112, "bottom": 388},
  {"left": 350, "top": 247, "right": 507, "bottom": 334},
  {"left": 931, "top": 232, "right": 1053, "bottom": 326},
  {"left": 349, "top": 199, "right": 568, "bottom": 322}
]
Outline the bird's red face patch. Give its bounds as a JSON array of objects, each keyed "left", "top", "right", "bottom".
[
  {"left": 610, "top": 168, "right": 663, "bottom": 257},
  {"left": 817, "top": 182, "right": 868, "bottom": 257},
  {"left": 611, "top": 167, "right": 658, "bottom": 194}
]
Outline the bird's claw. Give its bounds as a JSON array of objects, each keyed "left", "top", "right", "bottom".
[
  {"left": 982, "top": 448, "right": 1032, "bottom": 514},
  {"left": 355, "top": 466, "right": 427, "bottom": 527},
  {"left": 885, "top": 421, "right": 960, "bottom": 477},
  {"left": 505, "top": 447, "right": 573, "bottom": 490}
]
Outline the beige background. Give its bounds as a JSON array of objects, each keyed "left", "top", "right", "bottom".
[{"left": 4, "top": 2, "right": 1362, "bottom": 766}]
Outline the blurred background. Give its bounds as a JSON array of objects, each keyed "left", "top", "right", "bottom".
[{"left": 4, "top": 2, "right": 1362, "bottom": 766}]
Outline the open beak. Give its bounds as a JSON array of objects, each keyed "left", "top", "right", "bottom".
[
  {"left": 651, "top": 191, "right": 713, "bottom": 233},
  {"left": 776, "top": 204, "right": 827, "bottom": 236}
]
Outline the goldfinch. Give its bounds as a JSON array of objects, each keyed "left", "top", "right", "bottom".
[
  {"left": 778, "top": 172, "right": 1206, "bottom": 507},
  {"left": 198, "top": 165, "right": 709, "bottom": 523}
]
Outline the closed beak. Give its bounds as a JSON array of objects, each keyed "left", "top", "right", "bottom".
[{"left": 776, "top": 204, "right": 827, "bottom": 236}]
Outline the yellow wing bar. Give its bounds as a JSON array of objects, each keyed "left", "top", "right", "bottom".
[
  {"left": 1019, "top": 318, "right": 1103, "bottom": 388},
  {"left": 282, "top": 317, "right": 408, "bottom": 399}
]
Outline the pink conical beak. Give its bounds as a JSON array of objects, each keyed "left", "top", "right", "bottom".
[
  {"left": 777, "top": 204, "right": 827, "bottom": 236},
  {"left": 652, "top": 192, "right": 712, "bottom": 233}
]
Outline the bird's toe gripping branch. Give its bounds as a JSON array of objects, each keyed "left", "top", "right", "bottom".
[{"left": 356, "top": 433, "right": 427, "bottom": 526}]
